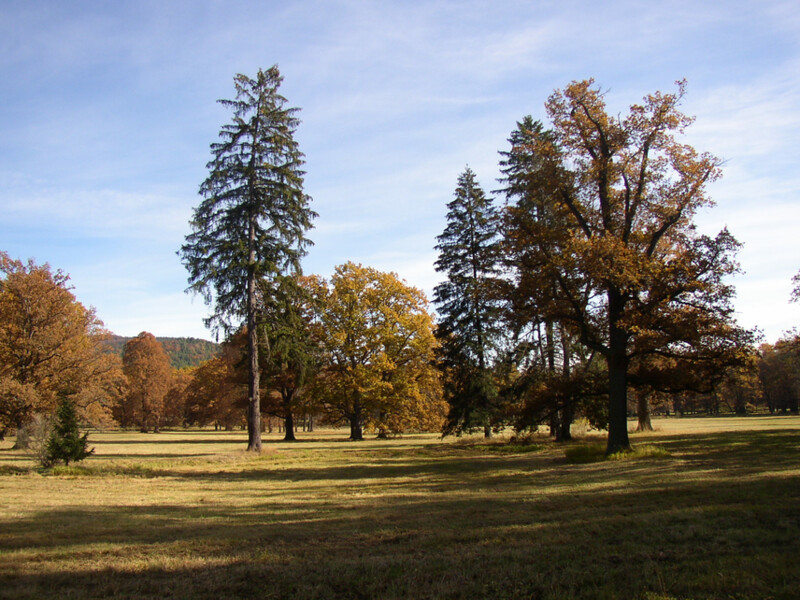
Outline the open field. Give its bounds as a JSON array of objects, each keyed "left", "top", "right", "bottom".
[{"left": 1, "top": 416, "right": 799, "bottom": 599}]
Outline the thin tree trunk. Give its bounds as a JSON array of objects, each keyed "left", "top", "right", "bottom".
[
  {"left": 559, "top": 328, "right": 573, "bottom": 441},
  {"left": 246, "top": 214, "right": 262, "bottom": 453},
  {"left": 546, "top": 319, "right": 560, "bottom": 439},
  {"left": 636, "top": 390, "right": 654, "bottom": 432}
]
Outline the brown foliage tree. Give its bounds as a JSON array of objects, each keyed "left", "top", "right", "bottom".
[
  {"left": 0, "top": 253, "right": 123, "bottom": 437},
  {"left": 184, "top": 336, "right": 248, "bottom": 430},
  {"left": 162, "top": 367, "right": 194, "bottom": 427},
  {"left": 121, "top": 332, "right": 172, "bottom": 432},
  {"left": 502, "top": 81, "right": 753, "bottom": 454},
  {"left": 758, "top": 336, "right": 800, "bottom": 414}
]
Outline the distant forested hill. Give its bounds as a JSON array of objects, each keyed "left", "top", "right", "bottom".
[{"left": 107, "top": 336, "right": 220, "bottom": 369}]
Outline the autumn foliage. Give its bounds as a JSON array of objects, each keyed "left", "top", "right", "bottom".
[
  {"left": 0, "top": 252, "right": 123, "bottom": 437},
  {"left": 309, "top": 263, "right": 445, "bottom": 439},
  {"left": 2, "top": 77, "right": 791, "bottom": 449},
  {"left": 120, "top": 332, "right": 172, "bottom": 432}
]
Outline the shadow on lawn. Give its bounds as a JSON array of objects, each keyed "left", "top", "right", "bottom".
[
  {"left": 2, "top": 429, "right": 799, "bottom": 598},
  {"left": 649, "top": 428, "right": 800, "bottom": 472},
  {"left": 2, "top": 465, "right": 798, "bottom": 599}
]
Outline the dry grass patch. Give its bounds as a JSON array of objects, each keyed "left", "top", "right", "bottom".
[{"left": 1, "top": 419, "right": 799, "bottom": 599}]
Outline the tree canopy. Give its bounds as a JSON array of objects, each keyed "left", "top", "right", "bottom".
[
  {"left": 0, "top": 252, "right": 122, "bottom": 437},
  {"left": 311, "top": 263, "right": 444, "bottom": 440},
  {"left": 121, "top": 332, "right": 172, "bottom": 432}
]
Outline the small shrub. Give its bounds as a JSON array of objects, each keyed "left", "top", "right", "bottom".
[
  {"left": 15, "top": 414, "right": 53, "bottom": 465},
  {"left": 607, "top": 444, "right": 670, "bottom": 461}
]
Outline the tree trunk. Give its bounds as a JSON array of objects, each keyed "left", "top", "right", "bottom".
[
  {"left": 483, "top": 422, "right": 492, "bottom": 439},
  {"left": 559, "top": 329, "right": 573, "bottom": 441},
  {"left": 559, "top": 405, "right": 574, "bottom": 441},
  {"left": 349, "top": 394, "right": 363, "bottom": 440},
  {"left": 349, "top": 414, "right": 363, "bottom": 440},
  {"left": 547, "top": 319, "right": 559, "bottom": 440},
  {"left": 550, "top": 412, "right": 561, "bottom": 440},
  {"left": 283, "top": 411, "right": 296, "bottom": 441},
  {"left": 606, "top": 292, "right": 631, "bottom": 455},
  {"left": 246, "top": 215, "right": 262, "bottom": 453},
  {"left": 636, "top": 390, "right": 654, "bottom": 432}
]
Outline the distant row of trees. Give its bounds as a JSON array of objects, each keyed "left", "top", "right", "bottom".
[
  {"left": 0, "top": 244, "right": 796, "bottom": 444},
  {"left": 0, "top": 250, "right": 447, "bottom": 440},
  {"left": 105, "top": 336, "right": 218, "bottom": 370}
]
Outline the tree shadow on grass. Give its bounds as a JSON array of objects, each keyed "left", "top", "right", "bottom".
[
  {"left": 2, "top": 465, "right": 798, "bottom": 600},
  {"left": 2, "top": 427, "right": 800, "bottom": 599},
  {"left": 648, "top": 429, "right": 800, "bottom": 473}
]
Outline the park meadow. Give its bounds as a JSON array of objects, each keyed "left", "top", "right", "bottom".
[{"left": 1, "top": 416, "right": 799, "bottom": 600}]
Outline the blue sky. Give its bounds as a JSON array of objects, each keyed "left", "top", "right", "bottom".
[{"left": 2, "top": 0, "right": 799, "bottom": 343}]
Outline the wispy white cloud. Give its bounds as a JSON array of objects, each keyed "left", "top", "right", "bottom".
[
  {"left": 2, "top": 0, "right": 799, "bottom": 342},
  {"left": 3, "top": 186, "right": 193, "bottom": 241}
]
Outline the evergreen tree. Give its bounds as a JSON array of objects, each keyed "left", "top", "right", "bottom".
[
  {"left": 180, "top": 66, "right": 316, "bottom": 452},
  {"left": 258, "top": 275, "right": 320, "bottom": 441},
  {"left": 44, "top": 395, "right": 94, "bottom": 467},
  {"left": 499, "top": 117, "right": 587, "bottom": 441},
  {"left": 433, "top": 168, "right": 502, "bottom": 437}
]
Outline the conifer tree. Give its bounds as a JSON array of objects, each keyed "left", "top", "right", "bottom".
[
  {"left": 44, "top": 395, "right": 93, "bottom": 467},
  {"left": 499, "top": 117, "right": 588, "bottom": 441},
  {"left": 433, "top": 168, "right": 502, "bottom": 437},
  {"left": 258, "top": 275, "right": 319, "bottom": 441},
  {"left": 180, "top": 66, "right": 316, "bottom": 452}
]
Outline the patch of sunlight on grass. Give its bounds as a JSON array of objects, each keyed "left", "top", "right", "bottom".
[
  {"left": 566, "top": 443, "right": 671, "bottom": 463},
  {"left": 607, "top": 444, "right": 671, "bottom": 461}
]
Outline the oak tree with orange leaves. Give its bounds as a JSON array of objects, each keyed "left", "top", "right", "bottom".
[
  {"left": 311, "top": 263, "right": 444, "bottom": 440},
  {"left": 0, "top": 252, "right": 123, "bottom": 438},
  {"left": 502, "top": 80, "right": 753, "bottom": 454}
]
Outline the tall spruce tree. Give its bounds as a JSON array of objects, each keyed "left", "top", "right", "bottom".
[
  {"left": 180, "top": 66, "right": 315, "bottom": 452},
  {"left": 434, "top": 167, "right": 502, "bottom": 437}
]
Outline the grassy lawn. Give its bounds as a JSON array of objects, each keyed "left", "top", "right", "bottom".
[{"left": 1, "top": 417, "right": 798, "bottom": 599}]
